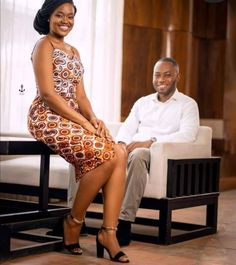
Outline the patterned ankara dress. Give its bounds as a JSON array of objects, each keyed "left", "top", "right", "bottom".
[{"left": 28, "top": 46, "right": 115, "bottom": 181}]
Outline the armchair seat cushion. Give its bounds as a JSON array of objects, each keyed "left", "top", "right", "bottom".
[
  {"left": 0, "top": 155, "right": 69, "bottom": 189},
  {"left": 0, "top": 135, "right": 69, "bottom": 192}
]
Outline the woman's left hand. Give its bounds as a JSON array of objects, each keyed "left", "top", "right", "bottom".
[{"left": 90, "top": 118, "right": 113, "bottom": 140}]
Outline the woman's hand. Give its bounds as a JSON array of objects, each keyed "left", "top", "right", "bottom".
[
  {"left": 81, "top": 120, "right": 97, "bottom": 134},
  {"left": 90, "top": 118, "right": 113, "bottom": 140}
]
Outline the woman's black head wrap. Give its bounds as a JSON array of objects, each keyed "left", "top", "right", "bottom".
[{"left": 33, "top": 0, "right": 77, "bottom": 35}]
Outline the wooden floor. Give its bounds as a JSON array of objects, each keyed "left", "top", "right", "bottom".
[{"left": 1, "top": 189, "right": 236, "bottom": 265}]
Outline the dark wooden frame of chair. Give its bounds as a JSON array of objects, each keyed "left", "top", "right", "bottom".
[
  {"left": 0, "top": 140, "right": 70, "bottom": 261},
  {"left": 85, "top": 157, "right": 221, "bottom": 245},
  {"left": 0, "top": 140, "right": 220, "bottom": 261}
]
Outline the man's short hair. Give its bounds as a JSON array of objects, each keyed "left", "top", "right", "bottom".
[{"left": 156, "top": 57, "right": 179, "bottom": 73}]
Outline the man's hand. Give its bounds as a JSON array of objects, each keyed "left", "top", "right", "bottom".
[
  {"left": 118, "top": 141, "right": 127, "bottom": 152},
  {"left": 126, "top": 140, "right": 153, "bottom": 153}
]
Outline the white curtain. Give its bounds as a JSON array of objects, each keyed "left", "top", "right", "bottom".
[{"left": 0, "top": 0, "right": 124, "bottom": 134}]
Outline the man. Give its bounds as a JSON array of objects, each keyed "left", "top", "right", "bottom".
[{"left": 116, "top": 57, "right": 200, "bottom": 246}]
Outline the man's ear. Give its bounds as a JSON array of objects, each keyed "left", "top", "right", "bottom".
[{"left": 176, "top": 73, "right": 181, "bottom": 82}]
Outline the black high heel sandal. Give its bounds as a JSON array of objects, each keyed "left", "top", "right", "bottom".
[
  {"left": 96, "top": 226, "right": 130, "bottom": 263},
  {"left": 63, "top": 215, "right": 83, "bottom": 255}
]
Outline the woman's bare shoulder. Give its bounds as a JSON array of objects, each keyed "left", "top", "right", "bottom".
[
  {"left": 71, "top": 45, "right": 81, "bottom": 58},
  {"left": 33, "top": 37, "right": 53, "bottom": 55}
]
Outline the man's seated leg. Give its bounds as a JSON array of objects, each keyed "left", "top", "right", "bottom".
[
  {"left": 117, "top": 219, "right": 132, "bottom": 246},
  {"left": 117, "top": 148, "right": 150, "bottom": 246}
]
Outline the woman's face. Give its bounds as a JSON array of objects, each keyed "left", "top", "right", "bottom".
[{"left": 49, "top": 3, "right": 75, "bottom": 38}]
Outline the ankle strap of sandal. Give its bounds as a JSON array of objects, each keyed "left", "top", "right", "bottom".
[
  {"left": 101, "top": 225, "right": 117, "bottom": 231},
  {"left": 70, "top": 215, "right": 84, "bottom": 225}
]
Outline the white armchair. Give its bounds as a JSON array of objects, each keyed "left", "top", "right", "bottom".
[
  {"left": 82, "top": 122, "right": 221, "bottom": 245},
  {"left": 95, "top": 123, "right": 213, "bottom": 199}
]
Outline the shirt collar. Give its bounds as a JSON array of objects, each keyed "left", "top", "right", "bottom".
[{"left": 153, "top": 88, "right": 180, "bottom": 103}]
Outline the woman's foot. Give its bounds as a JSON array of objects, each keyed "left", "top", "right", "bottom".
[
  {"left": 96, "top": 226, "right": 129, "bottom": 263},
  {"left": 63, "top": 215, "right": 83, "bottom": 255}
]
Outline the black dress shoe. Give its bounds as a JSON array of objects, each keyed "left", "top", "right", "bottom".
[
  {"left": 80, "top": 222, "right": 89, "bottom": 236},
  {"left": 116, "top": 220, "right": 131, "bottom": 246},
  {"left": 46, "top": 219, "right": 88, "bottom": 237}
]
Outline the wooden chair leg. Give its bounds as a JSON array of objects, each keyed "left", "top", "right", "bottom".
[
  {"left": 206, "top": 197, "right": 218, "bottom": 232},
  {"left": 159, "top": 198, "right": 172, "bottom": 244},
  {"left": 0, "top": 226, "right": 11, "bottom": 260}
]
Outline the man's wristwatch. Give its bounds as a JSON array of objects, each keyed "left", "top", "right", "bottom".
[
  {"left": 150, "top": 137, "right": 157, "bottom": 143},
  {"left": 118, "top": 141, "right": 126, "bottom": 145}
]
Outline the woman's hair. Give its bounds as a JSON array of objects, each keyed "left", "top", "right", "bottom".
[{"left": 33, "top": 0, "right": 77, "bottom": 35}]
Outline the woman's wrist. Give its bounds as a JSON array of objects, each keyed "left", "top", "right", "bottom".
[
  {"left": 81, "top": 119, "right": 90, "bottom": 125},
  {"left": 89, "top": 116, "right": 97, "bottom": 122}
]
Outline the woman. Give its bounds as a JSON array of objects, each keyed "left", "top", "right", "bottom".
[{"left": 28, "top": 0, "right": 129, "bottom": 263}]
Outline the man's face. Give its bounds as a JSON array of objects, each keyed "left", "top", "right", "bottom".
[{"left": 152, "top": 61, "right": 179, "bottom": 100}]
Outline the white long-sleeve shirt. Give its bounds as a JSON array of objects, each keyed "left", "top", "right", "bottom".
[{"left": 116, "top": 89, "right": 200, "bottom": 144}]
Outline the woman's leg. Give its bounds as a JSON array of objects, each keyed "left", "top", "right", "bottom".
[
  {"left": 64, "top": 144, "right": 127, "bottom": 247},
  {"left": 103, "top": 144, "right": 127, "bottom": 225},
  {"left": 97, "top": 144, "right": 128, "bottom": 260}
]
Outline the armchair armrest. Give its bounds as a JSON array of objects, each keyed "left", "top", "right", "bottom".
[{"left": 144, "top": 126, "right": 212, "bottom": 199}]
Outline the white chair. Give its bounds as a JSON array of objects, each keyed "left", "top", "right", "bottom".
[
  {"left": 147, "top": 125, "right": 213, "bottom": 198},
  {"left": 74, "top": 122, "right": 220, "bottom": 244}
]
